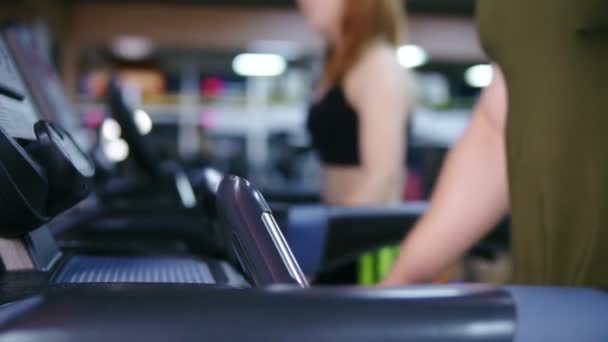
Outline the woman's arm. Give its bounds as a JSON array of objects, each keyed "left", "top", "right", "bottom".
[
  {"left": 382, "top": 65, "right": 510, "bottom": 285},
  {"left": 342, "top": 43, "right": 413, "bottom": 205}
]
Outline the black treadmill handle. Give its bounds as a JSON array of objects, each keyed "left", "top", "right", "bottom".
[
  {"left": 0, "top": 284, "right": 519, "bottom": 342},
  {"left": 327, "top": 202, "right": 428, "bottom": 219}
]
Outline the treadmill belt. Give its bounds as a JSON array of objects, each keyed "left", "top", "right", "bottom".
[{"left": 55, "top": 256, "right": 215, "bottom": 284}]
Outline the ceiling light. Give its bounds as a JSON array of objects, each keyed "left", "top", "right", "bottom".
[
  {"left": 397, "top": 45, "right": 428, "bottom": 69},
  {"left": 232, "top": 53, "right": 287, "bottom": 77},
  {"left": 465, "top": 64, "right": 493, "bottom": 88},
  {"left": 111, "top": 36, "right": 154, "bottom": 61},
  {"left": 248, "top": 40, "right": 301, "bottom": 60}
]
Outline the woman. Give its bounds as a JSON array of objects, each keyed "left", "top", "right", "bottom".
[{"left": 297, "top": 0, "right": 413, "bottom": 206}]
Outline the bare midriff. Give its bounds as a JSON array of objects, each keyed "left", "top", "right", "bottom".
[{"left": 322, "top": 165, "right": 403, "bottom": 206}]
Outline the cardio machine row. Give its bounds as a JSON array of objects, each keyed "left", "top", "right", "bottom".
[{"left": 0, "top": 23, "right": 604, "bottom": 342}]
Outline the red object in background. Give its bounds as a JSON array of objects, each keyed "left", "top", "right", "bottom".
[
  {"left": 82, "top": 106, "right": 106, "bottom": 129},
  {"left": 403, "top": 168, "right": 424, "bottom": 201},
  {"left": 200, "top": 77, "right": 225, "bottom": 98}
]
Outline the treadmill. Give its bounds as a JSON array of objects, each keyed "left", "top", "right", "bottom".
[
  {"left": 2, "top": 25, "right": 225, "bottom": 256},
  {"left": 0, "top": 33, "right": 244, "bottom": 287},
  {"left": 0, "top": 117, "right": 605, "bottom": 341},
  {"left": 1, "top": 173, "right": 593, "bottom": 341}
]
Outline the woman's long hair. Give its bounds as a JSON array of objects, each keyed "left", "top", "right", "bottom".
[{"left": 322, "top": 0, "right": 405, "bottom": 85}]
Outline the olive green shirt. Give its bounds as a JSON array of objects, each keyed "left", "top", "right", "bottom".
[{"left": 477, "top": 0, "right": 608, "bottom": 286}]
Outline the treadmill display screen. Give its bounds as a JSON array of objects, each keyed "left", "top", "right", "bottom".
[
  {"left": 17, "top": 27, "right": 79, "bottom": 130},
  {"left": 0, "top": 39, "right": 37, "bottom": 140},
  {"left": 46, "top": 75, "right": 78, "bottom": 129}
]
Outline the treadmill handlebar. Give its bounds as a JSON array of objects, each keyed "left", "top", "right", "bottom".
[
  {"left": 327, "top": 201, "right": 428, "bottom": 218},
  {"left": 1, "top": 284, "right": 606, "bottom": 341},
  {"left": 217, "top": 175, "right": 308, "bottom": 287}
]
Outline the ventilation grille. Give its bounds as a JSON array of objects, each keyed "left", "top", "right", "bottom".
[{"left": 55, "top": 256, "right": 215, "bottom": 284}]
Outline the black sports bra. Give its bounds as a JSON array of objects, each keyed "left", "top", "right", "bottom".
[{"left": 307, "top": 84, "right": 360, "bottom": 166}]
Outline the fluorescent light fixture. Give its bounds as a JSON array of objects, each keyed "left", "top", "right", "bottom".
[
  {"left": 101, "top": 118, "right": 122, "bottom": 141},
  {"left": 102, "top": 138, "right": 129, "bottom": 162},
  {"left": 248, "top": 40, "right": 301, "bottom": 60},
  {"left": 397, "top": 45, "right": 428, "bottom": 69},
  {"left": 111, "top": 36, "right": 154, "bottom": 61},
  {"left": 465, "top": 64, "right": 493, "bottom": 88},
  {"left": 134, "top": 109, "right": 153, "bottom": 135},
  {"left": 232, "top": 53, "right": 287, "bottom": 77}
]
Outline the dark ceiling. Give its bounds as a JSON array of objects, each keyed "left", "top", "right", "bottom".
[{"left": 70, "top": 0, "right": 476, "bottom": 16}]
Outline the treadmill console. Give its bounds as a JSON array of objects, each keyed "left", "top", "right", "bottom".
[
  {"left": 0, "top": 37, "right": 94, "bottom": 236},
  {"left": 3, "top": 26, "right": 83, "bottom": 142}
]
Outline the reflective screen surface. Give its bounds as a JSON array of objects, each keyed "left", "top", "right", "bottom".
[
  {"left": 0, "top": 38, "right": 38, "bottom": 140},
  {"left": 16, "top": 28, "right": 79, "bottom": 130}
]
